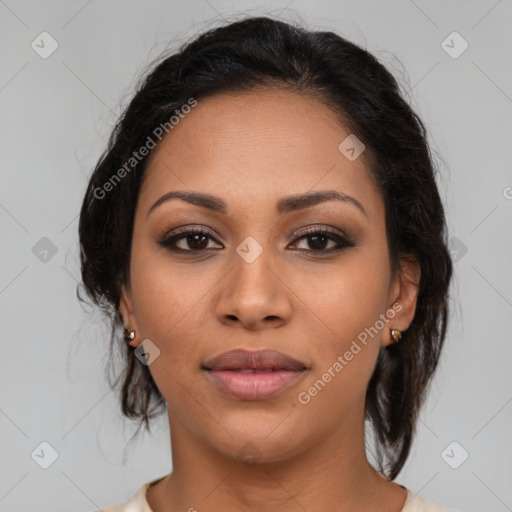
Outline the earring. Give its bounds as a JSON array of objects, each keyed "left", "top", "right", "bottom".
[
  {"left": 123, "top": 328, "right": 136, "bottom": 343},
  {"left": 390, "top": 328, "right": 402, "bottom": 343}
]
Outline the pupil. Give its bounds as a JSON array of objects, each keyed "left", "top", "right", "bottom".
[
  {"left": 189, "top": 234, "right": 207, "bottom": 250},
  {"left": 309, "top": 234, "right": 327, "bottom": 250}
]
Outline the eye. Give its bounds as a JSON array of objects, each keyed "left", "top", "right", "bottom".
[
  {"left": 158, "top": 227, "right": 222, "bottom": 252},
  {"left": 288, "top": 227, "right": 354, "bottom": 253}
]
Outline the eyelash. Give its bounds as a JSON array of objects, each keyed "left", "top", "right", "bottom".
[{"left": 158, "top": 226, "right": 355, "bottom": 254}]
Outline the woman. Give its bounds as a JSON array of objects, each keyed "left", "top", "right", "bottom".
[{"left": 79, "top": 15, "right": 456, "bottom": 512}]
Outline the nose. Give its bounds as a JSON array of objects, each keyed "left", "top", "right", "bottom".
[{"left": 214, "top": 248, "right": 293, "bottom": 330}]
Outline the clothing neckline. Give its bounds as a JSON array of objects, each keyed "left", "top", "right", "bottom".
[
  {"left": 142, "top": 476, "right": 166, "bottom": 512},
  {"left": 140, "top": 477, "right": 413, "bottom": 512}
]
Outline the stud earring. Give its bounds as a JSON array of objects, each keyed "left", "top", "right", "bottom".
[
  {"left": 123, "top": 328, "right": 136, "bottom": 343},
  {"left": 390, "top": 328, "right": 402, "bottom": 343}
]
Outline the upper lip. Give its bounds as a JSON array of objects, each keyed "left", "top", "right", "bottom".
[{"left": 202, "top": 349, "right": 307, "bottom": 371}]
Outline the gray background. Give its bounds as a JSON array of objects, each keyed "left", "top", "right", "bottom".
[{"left": 1, "top": 1, "right": 511, "bottom": 511}]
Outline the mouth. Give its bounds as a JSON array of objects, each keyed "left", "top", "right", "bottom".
[{"left": 202, "top": 349, "right": 308, "bottom": 400}]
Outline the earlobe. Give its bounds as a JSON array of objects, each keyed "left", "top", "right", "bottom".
[{"left": 383, "top": 256, "right": 421, "bottom": 347}]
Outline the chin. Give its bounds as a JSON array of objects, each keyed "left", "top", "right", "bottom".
[{"left": 205, "top": 416, "right": 306, "bottom": 464}]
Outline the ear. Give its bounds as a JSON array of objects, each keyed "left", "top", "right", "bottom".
[
  {"left": 119, "top": 283, "right": 142, "bottom": 348},
  {"left": 382, "top": 255, "right": 421, "bottom": 347}
]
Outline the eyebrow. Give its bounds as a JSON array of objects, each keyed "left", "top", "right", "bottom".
[{"left": 146, "top": 189, "right": 367, "bottom": 218}]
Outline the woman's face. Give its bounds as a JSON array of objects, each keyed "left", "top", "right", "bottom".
[{"left": 120, "top": 88, "right": 419, "bottom": 463}]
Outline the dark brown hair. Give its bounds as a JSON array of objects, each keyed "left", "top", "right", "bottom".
[{"left": 78, "top": 15, "right": 452, "bottom": 479}]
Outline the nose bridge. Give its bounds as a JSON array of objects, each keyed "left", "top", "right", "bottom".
[
  {"left": 233, "top": 237, "right": 275, "bottom": 296},
  {"left": 215, "top": 233, "right": 292, "bottom": 328},
  {"left": 231, "top": 234, "right": 278, "bottom": 300}
]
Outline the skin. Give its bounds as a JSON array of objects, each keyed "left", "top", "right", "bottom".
[{"left": 119, "top": 87, "right": 421, "bottom": 512}]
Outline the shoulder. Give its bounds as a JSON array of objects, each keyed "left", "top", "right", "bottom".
[
  {"left": 402, "top": 489, "right": 461, "bottom": 512},
  {"left": 93, "top": 494, "right": 143, "bottom": 512},
  {"left": 97, "top": 502, "right": 130, "bottom": 512},
  {"left": 92, "top": 475, "right": 166, "bottom": 512}
]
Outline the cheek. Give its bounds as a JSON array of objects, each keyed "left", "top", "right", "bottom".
[
  {"left": 292, "top": 252, "right": 390, "bottom": 397},
  {"left": 294, "top": 251, "right": 390, "bottom": 341},
  {"left": 128, "top": 254, "right": 208, "bottom": 412},
  {"left": 128, "top": 245, "right": 205, "bottom": 355},
  {"left": 295, "top": 280, "right": 385, "bottom": 419}
]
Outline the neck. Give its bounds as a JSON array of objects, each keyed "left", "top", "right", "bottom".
[{"left": 147, "top": 402, "right": 407, "bottom": 512}]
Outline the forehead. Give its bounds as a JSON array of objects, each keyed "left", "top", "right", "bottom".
[{"left": 139, "top": 88, "right": 382, "bottom": 219}]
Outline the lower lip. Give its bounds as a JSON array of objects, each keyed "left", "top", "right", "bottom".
[{"left": 205, "top": 369, "right": 306, "bottom": 400}]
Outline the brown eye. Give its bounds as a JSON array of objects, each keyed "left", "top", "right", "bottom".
[
  {"left": 159, "top": 228, "right": 222, "bottom": 252},
  {"left": 180, "top": 233, "right": 209, "bottom": 251},
  {"left": 299, "top": 232, "right": 333, "bottom": 251},
  {"left": 290, "top": 228, "right": 354, "bottom": 253}
]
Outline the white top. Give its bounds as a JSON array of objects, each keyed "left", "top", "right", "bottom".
[{"left": 96, "top": 476, "right": 459, "bottom": 512}]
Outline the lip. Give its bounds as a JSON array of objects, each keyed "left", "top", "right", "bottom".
[
  {"left": 203, "top": 348, "right": 307, "bottom": 371},
  {"left": 205, "top": 369, "right": 306, "bottom": 400},
  {"left": 202, "top": 349, "right": 308, "bottom": 401}
]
